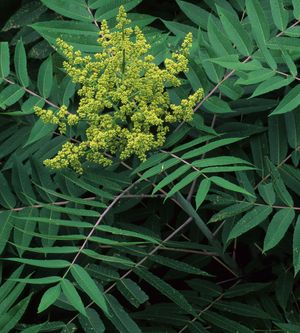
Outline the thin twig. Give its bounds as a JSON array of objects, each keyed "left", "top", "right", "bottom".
[
  {"left": 186, "top": 114, "right": 217, "bottom": 202},
  {"left": 62, "top": 179, "right": 141, "bottom": 278},
  {"left": 3, "top": 78, "right": 59, "bottom": 109},
  {"left": 67, "top": 217, "right": 193, "bottom": 325},
  {"left": 85, "top": 2, "right": 100, "bottom": 29},
  {"left": 177, "top": 280, "right": 240, "bottom": 333}
]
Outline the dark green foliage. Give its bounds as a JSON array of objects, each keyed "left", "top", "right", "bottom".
[{"left": 0, "top": 0, "right": 300, "bottom": 332}]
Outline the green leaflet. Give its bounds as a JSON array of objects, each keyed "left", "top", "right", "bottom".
[
  {"left": 165, "top": 171, "right": 200, "bottom": 199},
  {"left": 0, "top": 294, "right": 32, "bottom": 333},
  {"left": 21, "top": 96, "right": 45, "bottom": 114},
  {"left": 196, "top": 178, "right": 211, "bottom": 209},
  {"left": 176, "top": 0, "right": 209, "bottom": 29},
  {"left": 203, "top": 96, "right": 234, "bottom": 113},
  {"left": 0, "top": 42, "right": 10, "bottom": 80},
  {"left": 227, "top": 206, "right": 273, "bottom": 242},
  {"left": 124, "top": 13, "right": 157, "bottom": 28},
  {"left": 38, "top": 284, "right": 61, "bottom": 313},
  {"left": 37, "top": 56, "right": 53, "bottom": 98},
  {"left": 201, "top": 166, "right": 255, "bottom": 173},
  {"left": 282, "top": 50, "right": 297, "bottom": 77},
  {"left": 171, "top": 135, "right": 215, "bottom": 154},
  {"left": 192, "top": 156, "right": 251, "bottom": 168},
  {"left": 18, "top": 216, "right": 92, "bottom": 228},
  {"left": 31, "top": 159, "right": 56, "bottom": 202},
  {"left": 31, "top": 21, "right": 99, "bottom": 53},
  {"left": 250, "top": 76, "right": 293, "bottom": 98},
  {"left": 36, "top": 203, "right": 101, "bottom": 217},
  {"left": 293, "top": 0, "right": 300, "bottom": 19},
  {"left": 223, "top": 282, "right": 269, "bottom": 298},
  {"left": 207, "top": 14, "right": 235, "bottom": 56},
  {"left": 271, "top": 85, "right": 300, "bottom": 116},
  {"left": 131, "top": 153, "right": 168, "bottom": 175},
  {"left": 293, "top": 215, "right": 300, "bottom": 276},
  {"left": 219, "top": 78, "right": 244, "bottom": 100},
  {"left": 19, "top": 323, "right": 46, "bottom": 333},
  {"left": 182, "top": 137, "right": 244, "bottom": 160},
  {"left": 285, "top": 26, "right": 300, "bottom": 37},
  {"left": 13, "top": 207, "right": 39, "bottom": 257},
  {"left": 0, "top": 280, "right": 27, "bottom": 315},
  {"left": 87, "top": 264, "right": 119, "bottom": 282},
  {"left": 96, "top": 225, "right": 160, "bottom": 244},
  {"left": 235, "top": 69, "right": 275, "bottom": 85},
  {"left": 0, "top": 172, "right": 16, "bottom": 208},
  {"left": 263, "top": 208, "right": 295, "bottom": 252},
  {"left": 105, "top": 294, "right": 142, "bottom": 333},
  {"left": 10, "top": 244, "right": 81, "bottom": 254},
  {"left": 33, "top": 184, "right": 107, "bottom": 209},
  {"left": 210, "top": 176, "right": 253, "bottom": 197},
  {"left": 258, "top": 183, "right": 275, "bottom": 205},
  {"left": 63, "top": 173, "right": 113, "bottom": 200},
  {"left": 270, "top": 0, "right": 289, "bottom": 32},
  {"left": 24, "top": 119, "right": 56, "bottom": 147},
  {"left": 61, "top": 323, "right": 78, "bottom": 333},
  {"left": 213, "top": 300, "right": 272, "bottom": 319},
  {"left": 203, "top": 310, "right": 253, "bottom": 333},
  {"left": 275, "top": 271, "right": 294, "bottom": 311},
  {"left": 207, "top": 55, "right": 262, "bottom": 71},
  {"left": 268, "top": 116, "right": 288, "bottom": 165},
  {"left": 209, "top": 202, "right": 253, "bottom": 223},
  {"left": 199, "top": 47, "right": 225, "bottom": 83},
  {"left": 245, "top": 0, "right": 269, "bottom": 44},
  {"left": 267, "top": 159, "right": 294, "bottom": 206},
  {"left": 59, "top": 76, "right": 76, "bottom": 107},
  {"left": 71, "top": 264, "right": 109, "bottom": 315},
  {"left": 162, "top": 125, "right": 190, "bottom": 149},
  {"left": 267, "top": 37, "right": 300, "bottom": 52},
  {"left": 0, "top": 85, "right": 25, "bottom": 109},
  {"left": 134, "top": 267, "right": 196, "bottom": 316},
  {"left": 92, "top": 0, "right": 143, "bottom": 20},
  {"left": 274, "top": 323, "right": 300, "bottom": 333},
  {"left": 140, "top": 158, "right": 180, "bottom": 180},
  {"left": 10, "top": 277, "right": 62, "bottom": 284},
  {"left": 162, "top": 20, "right": 198, "bottom": 38},
  {"left": 152, "top": 164, "right": 190, "bottom": 194},
  {"left": 116, "top": 278, "right": 149, "bottom": 308},
  {"left": 0, "top": 212, "right": 15, "bottom": 255},
  {"left": 280, "top": 165, "right": 300, "bottom": 195},
  {"left": 41, "top": 0, "right": 93, "bottom": 22},
  {"left": 216, "top": 5, "right": 253, "bottom": 56},
  {"left": 148, "top": 254, "right": 211, "bottom": 276},
  {"left": 2, "top": 2, "right": 47, "bottom": 31},
  {"left": 14, "top": 40, "right": 29, "bottom": 87},
  {"left": 79, "top": 308, "right": 105, "bottom": 333},
  {"left": 60, "top": 279, "right": 87, "bottom": 316},
  {"left": 87, "top": 241, "right": 144, "bottom": 254},
  {"left": 0, "top": 266, "right": 24, "bottom": 301},
  {"left": 2, "top": 258, "right": 70, "bottom": 268}
]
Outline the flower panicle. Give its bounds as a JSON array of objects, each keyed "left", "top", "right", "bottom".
[{"left": 35, "top": 6, "right": 204, "bottom": 173}]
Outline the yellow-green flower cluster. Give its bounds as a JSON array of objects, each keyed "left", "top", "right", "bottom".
[{"left": 34, "top": 6, "right": 203, "bottom": 173}]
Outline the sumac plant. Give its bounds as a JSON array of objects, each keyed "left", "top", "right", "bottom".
[{"left": 0, "top": 0, "right": 299, "bottom": 332}]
